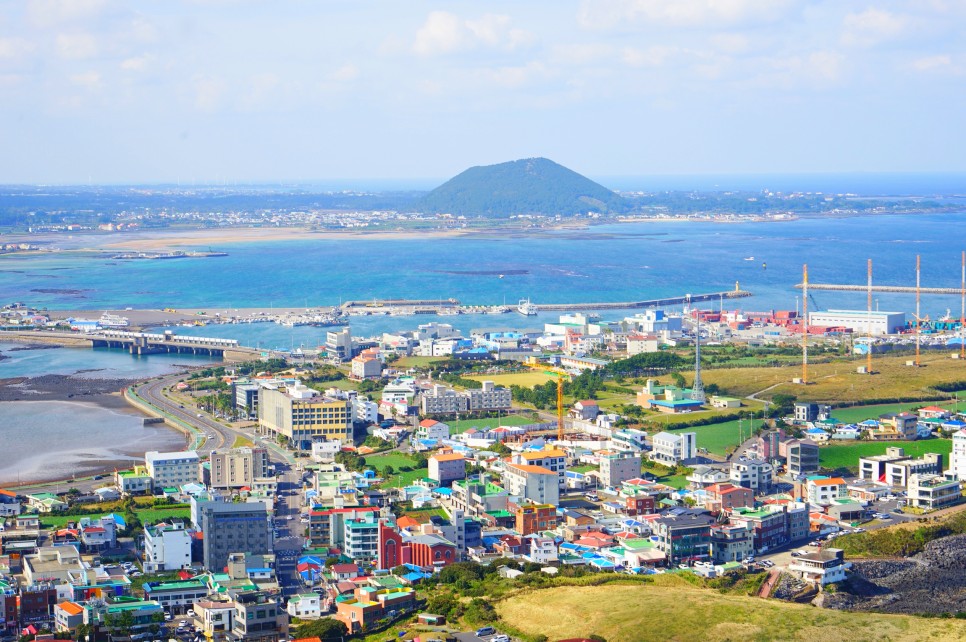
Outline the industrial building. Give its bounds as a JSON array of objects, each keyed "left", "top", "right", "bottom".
[{"left": 808, "top": 310, "right": 905, "bottom": 335}]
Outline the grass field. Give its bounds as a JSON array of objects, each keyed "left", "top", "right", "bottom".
[
  {"left": 446, "top": 414, "right": 536, "bottom": 434},
  {"left": 666, "top": 418, "right": 761, "bottom": 457},
  {"left": 828, "top": 399, "right": 959, "bottom": 424},
  {"left": 232, "top": 435, "right": 254, "bottom": 449},
  {"left": 465, "top": 372, "right": 556, "bottom": 387},
  {"left": 496, "top": 579, "right": 966, "bottom": 642},
  {"left": 393, "top": 356, "right": 448, "bottom": 369},
  {"left": 702, "top": 351, "right": 966, "bottom": 404},
  {"left": 41, "top": 505, "right": 191, "bottom": 529},
  {"left": 364, "top": 453, "right": 428, "bottom": 488},
  {"left": 818, "top": 438, "right": 953, "bottom": 472}
]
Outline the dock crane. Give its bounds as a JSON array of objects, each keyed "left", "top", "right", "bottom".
[{"left": 524, "top": 357, "right": 572, "bottom": 442}]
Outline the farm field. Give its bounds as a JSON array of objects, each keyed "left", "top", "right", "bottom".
[
  {"left": 818, "top": 438, "right": 952, "bottom": 472},
  {"left": 827, "top": 399, "right": 959, "bottom": 424},
  {"left": 666, "top": 417, "right": 763, "bottom": 457},
  {"left": 446, "top": 414, "right": 536, "bottom": 435},
  {"left": 465, "top": 371, "right": 556, "bottom": 388},
  {"left": 496, "top": 580, "right": 966, "bottom": 642}
]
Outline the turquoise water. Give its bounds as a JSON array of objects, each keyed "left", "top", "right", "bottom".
[
  {"left": 5, "top": 215, "right": 966, "bottom": 317},
  {"left": 0, "top": 342, "right": 217, "bottom": 378}
]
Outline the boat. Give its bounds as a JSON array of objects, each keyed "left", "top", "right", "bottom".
[
  {"left": 499, "top": 274, "right": 505, "bottom": 279},
  {"left": 743, "top": 256, "right": 755, "bottom": 261},
  {"left": 98, "top": 314, "right": 129, "bottom": 328},
  {"left": 517, "top": 298, "right": 538, "bottom": 316}
]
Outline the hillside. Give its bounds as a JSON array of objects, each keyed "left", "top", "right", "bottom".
[{"left": 417, "top": 157, "right": 627, "bottom": 217}]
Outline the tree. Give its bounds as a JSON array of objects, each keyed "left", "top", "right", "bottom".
[{"left": 292, "top": 618, "right": 348, "bottom": 641}]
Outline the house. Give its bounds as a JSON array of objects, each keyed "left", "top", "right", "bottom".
[
  {"left": 650, "top": 432, "right": 696, "bottom": 466},
  {"left": 730, "top": 459, "right": 773, "bottom": 493},
  {"left": 115, "top": 467, "right": 153, "bottom": 495},
  {"left": 705, "top": 483, "right": 754, "bottom": 511},
  {"left": 805, "top": 477, "right": 847, "bottom": 507},
  {"left": 523, "top": 536, "right": 558, "bottom": 564},
  {"left": 25, "top": 493, "right": 67, "bottom": 513},
  {"left": 428, "top": 453, "right": 466, "bottom": 487},
  {"left": 414, "top": 419, "right": 450, "bottom": 442},
  {"left": 571, "top": 400, "right": 600, "bottom": 421},
  {"left": 53, "top": 602, "right": 85, "bottom": 632},
  {"left": 870, "top": 413, "right": 919, "bottom": 441},
  {"left": 788, "top": 548, "right": 851, "bottom": 586},
  {"left": 687, "top": 466, "right": 729, "bottom": 490},
  {"left": 286, "top": 593, "right": 322, "bottom": 619}
]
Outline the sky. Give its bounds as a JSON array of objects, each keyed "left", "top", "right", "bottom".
[{"left": 1, "top": 0, "right": 964, "bottom": 184}]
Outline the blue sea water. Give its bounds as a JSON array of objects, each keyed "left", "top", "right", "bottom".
[
  {"left": 3, "top": 214, "right": 966, "bottom": 319},
  {"left": 0, "top": 342, "right": 216, "bottom": 378}
]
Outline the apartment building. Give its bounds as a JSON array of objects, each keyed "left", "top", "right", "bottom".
[
  {"left": 513, "top": 448, "right": 568, "bottom": 489},
  {"left": 209, "top": 447, "right": 270, "bottom": 490},
  {"left": 650, "top": 432, "right": 696, "bottom": 466},
  {"left": 197, "top": 501, "right": 273, "bottom": 572},
  {"left": 502, "top": 464, "right": 559, "bottom": 506},
  {"left": 258, "top": 381, "right": 353, "bottom": 449},
  {"left": 598, "top": 451, "right": 642, "bottom": 488},
  {"left": 143, "top": 521, "right": 193, "bottom": 572},
  {"left": 145, "top": 451, "right": 201, "bottom": 488},
  {"left": 730, "top": 459, "right": 773, "bottom": 493}
]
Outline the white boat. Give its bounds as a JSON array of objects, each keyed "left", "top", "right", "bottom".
[
  {"left": 743, "top": 256, "right": 755, "bottom": 261},
  {"left": 99, "top": 314, "right": 129, "bottom": 327},
  {"left": 517, "top": 298, "right": 538, "bottom": 316}
]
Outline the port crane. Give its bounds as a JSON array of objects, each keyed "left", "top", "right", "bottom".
[{"left": 524, "top": 357, "right": 572, "bottom": 442}]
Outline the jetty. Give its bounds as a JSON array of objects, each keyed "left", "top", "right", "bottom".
[{"left": 795, "top": 283, "right": 963, "bottom": 295}]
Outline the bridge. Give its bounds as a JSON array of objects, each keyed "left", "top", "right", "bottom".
[{"left": 1, "top": 329, "right": 260, "bottom": 361}]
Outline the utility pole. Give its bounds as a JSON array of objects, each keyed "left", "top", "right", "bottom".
[
  {"left": 802, "top": 264, "right": 808, "bottom": 384},
  {"left": 867, "top": 258, "right": 873, "bottom": 374}
]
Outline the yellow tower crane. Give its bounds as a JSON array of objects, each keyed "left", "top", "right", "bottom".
[{"left": 524, "top": 357, "right": 572, "bottom": 442}]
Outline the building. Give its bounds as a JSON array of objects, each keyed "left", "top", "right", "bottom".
[
  {"left": 571, "top": 400, "right": 600, "bottom": 421},
  {"left": 343, "top": 516, "right": 380, "bottom": 563},
  {"left": 414, "top": 419, "right": 449, "bottom": 441},
  {"left": 334, "top": 585, "right": 416, "bottom": 635},
  {"left": 884, "top": 453, "right": 943, "bottom": 488},
  {"left": 788, "top": 548, "right": 851, "bottom": 586},
  {"left": 650, "top": 432, "right": 696, "bottom": 466},
  {"left": 651, "top": 510, "right": 715, "bottom": 564},
  {"left": 951, "top": 430, "right": 966, "bottom": 481},
  {"left": 705, "top": 483, "right": 755, "bottom": 511},
  {"left": 809, "top": 309, "right": 905, "bottom": 335},
  {"left": 513, "top": 448, "right": 568, "bottom": 488},
  {"left": 197, "top": 501, "right": 273, "bottom": 572},
  {"left": 467, "top": 381, "right": 512, "bottom": 411},
  {"left": 326, "top": 328, "right": 354, "bottom": 361},
  {"left": 145, "top": 451, "right": 201, "bottom": 488},
  {"left": 786, "top": 440, "right": 820, "bottom": 477},
  {"left": 858, "top": 447, "right": 913, "bottom": 483},
  {"left": 515, "top": 504, "right": 558, "bottom": 536},
  {"left": 209, "top": 447, "right": 271, "bottom": 490},
  {"left": 428, "top": 453, "right": 466, "bottom": 487},
  {"left": 870, "top": 413, "right": 920, "bottom": 441},
  {"left": 192, "top": 599, "right": 236, "bottom": 642},
  {"left": 53, "top": 601, "right": 85, "bottom": 633},
  {"left": 420, "top": 381, "right": 511, "bottom": 415},
  {"left": 115, "top": 467, "right": 152, "bottom": 495},
  {"left": 230, "top": 590, "right": 284, "bottom": 642},
  {"left": 907, "top": 474, "right": 961, "bottom": 511},
  {"left": 730, "top": 502, "right": 810, "bottom": 552},
  {"left": 599, "top": 451, "right": 642, "bottom": 488},
  {"left": 143, "top": 579, "right": 209, "bottom": 615},
  {"left": 806, "top": 477, "right": 847, "bottom": 507},
  {"left": 350, "top": 354, "right": 382, "bottom": 380},
  {"left": 730, "top": 459, "right": 773, "bottom": 493},
  {"left": 308, "top": 506, "right": 379, "bottom": 549},
  {"left": 258, "top": 382, "right": 353, "bottom": 449},
  {"left": 286, "top": 593, "right": 321, "bottom": 620},
  {"left": 450, "top": 479, "right": 510, "bottom": 519},
  {"left": 502, "top": 464, "right": 560, "bottom": 506},
  {"left": 143, "top": 521, "right": 193, "bottom": 572},
  {"left": 710, "top": 522, "right": 755, "bottom": 564}
]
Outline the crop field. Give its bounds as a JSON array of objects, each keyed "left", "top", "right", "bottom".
[
  {"left": 818, "top": 438, "right": 952, "bottom": 472},
  {"left": 496, "top": 580, "right": 966, "bottom": 642}
]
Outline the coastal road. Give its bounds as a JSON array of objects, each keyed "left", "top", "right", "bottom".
[{"left": 133, "top": 375, "right": 230, "bottom": 455}]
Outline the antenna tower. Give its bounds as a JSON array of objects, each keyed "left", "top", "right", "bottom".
[
  {"left": 802, "top": 264, "right": 808, "bottom": 384},
  {"left": 691, "top": 313, "right": 705, "bottom": 403}
]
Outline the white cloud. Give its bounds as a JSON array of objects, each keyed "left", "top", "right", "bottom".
[
  {"left": 482, "top": 61, "right": 548, "bottom": 88},
  {"left": 56, "top": 32, "right": 99, "bottom": 59},
  {"left": 549, "top": 43, "right": 613, "bottom": 65},
  {"left": 841, "top": 8, "right": 908, "bottom": 47},
  {"left": 69, "top": 70, "right": 102, "bottom": 89},
  {"left": 622, "top": 45, "right": 677, "bottom": 68},
  {"left": 120, "top": 53, "right": 154, "bottom": 72},
  {"left": 710, "top": 33, "right": 751, "bottom": 55},
  {"left": 412, "top": 11, "right": 532, "bottom": 56},
  {"left": 578, "top": 0, "right": 799, "bottom": 30},
  {"left": 191, "top": 74, "right": 226, "bottom": 111},
  {"left": 761, "top": 50, "right": 844, "bottom": 89},
  {"left": 906, "top": 54, "right": 958, "bottom": 74},
  {"left": 26, "top": 0, "right": 108, "bottom": 29},
  {"left": 0, "top": 37, "right": 33, "bottom": 61},
  {"left": 331, "top": 63, "right": 359, "bottom": 82}
]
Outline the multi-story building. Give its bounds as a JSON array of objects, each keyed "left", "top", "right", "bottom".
[
  {"left": 414, "top": 419, "right": 450, "bottom": 441},
  {"left": 420, "top": 381, "right": 511, "bottom": 415},
  {"left": 805, "top": 477, "right": 847, "bottom": 507},
  {"left": 651, "top": 510, "right": 715, "bottom": 564},
  {"left": 729, "top": 459, "right": 773, "bottom": 493},
  {"left": 350, "top": 354, "right": 382, "bottom": 380},
  {"left": 335, "top": 586, "right": 416, "bottom": 635},
  {"left": 143, "top": 579, "right": 209, "bottom": 615},
  {"left": 307, "top": 507, "right": 379, "bottom": 549},
  {"left": 197, "top": 501, "right": 273, "bottom": 572},
  {"left": 428, "top": 453, "right": 466, "bottom": 486},
  {"left": 192, "top": 599, "right": 236, "bottom": 642},
  {"left": 858, "top": 447, "right": 912, "bottom": 482},
  {"left": 450, "top": 479, "right": 510, "bottom": 518},
  {"left": 952, "top": 430, "right": 966, "bottom": 481},
  {"left": 599, "top": 451, "right": 642, "bottom": 488},
  {"left": 513, "top": 448, "right": 568, "bottom": 488},
  {"left": 258, "top": 382, "right": 353, "bottom": 449},
  {"left": 730, "top": 502, "right": 810, "bottom": 552},
  {"left": 502, "top": 464, "right": 559, "bottom": 506},
  {"left": 705, "top": 483, "right": 754, "bottom": 511},
  {"left": 785, "top": 439, "right": 820, "bottom": 477},
  {"left": 145, "top": 451, "right": 201, "bottom": 488},
  {"left": 907, "top": 474, "right": 961, "bottom": 511},
  {"left": 143, "top": 521, "right": 193, "bottom": 572},
  {"left": 209, "top": 447, "right": 270, "bottom": 490},
  {"left": 710, "top": 521, "right": 755, "bottom": 563},
  {"left": 326, "top": 328, "right": 354, "bottom": 361},
  {"left": 343, "top": 517, "right": 380, "bottom": 563},
  {"left": 115, "top": 467, "right": 152, "bottom": 495},
  {"left": 884, "top": 453, "right": 943, "bottom": 489},
  {"left": 230, "top": 590, "right": 284, "bottom": 642},
  {"left": 650, "top": 432, "right": 696, "bottom": 466},
  {"left": 515, "top": 503, "right": 558, "bottom": 536},
  {"left": 788, "top": 548, "right": 851, "bottom": 586}
]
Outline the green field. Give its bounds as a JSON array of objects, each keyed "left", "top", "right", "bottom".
[
  {"left": 496, "top": 580, "right": 966, "bottom": 642},
  {"left": 828, "top": 400, "right": 958, "bottom": 424},
  {"left": 666, "top": 418, "right": 762, "bottom": 457},
  {"left": 819, "top": 438, "right": 953, "bottom": 472},
  {"left": 41, "top": 506, "right": 191, "bottom": 529},
  {"left": 446, "top": 414, "right": 536, "bottom": 434},
  {"left": 392, "top": 356, "right": 448, "bottom": 369},
  {"left": 571, "top": 464, "right": 598, "bottom": 474},
  {"left": 465, "top": 372, "right": 556, "bottom": 387},
  {"left": 364, "top": 452, "right": 429, "bottom": 488}
]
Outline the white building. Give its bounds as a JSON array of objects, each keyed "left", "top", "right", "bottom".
[
  {"left": 907, "top": 473, "right": 962, "bottom": 511},
  {"left": 311, "top": 440, "right": 342, "bottom": 463},
  {"left": 502, "top": 464, "right": 560, "bottom": 505},
  {"left": 610, "top": 429, "right": 648, "bottom": 453},
  {"left": 599, "top": 451, "right": 642, "bottom": 488},
  {"left": 808, "top": 309, "right": 905, "bottom": 335},
  {"left": 326, "top": 328, "right": 354, "bottom": 361},
  {"left": 805, "top": 477, "right": 847, "bottom": 507},
  {"left": 351, "top": 396, "right": 379, "bottom": 424},
  {"left": 145, "top": 451, "right": 201, "bottom": 488},
  {"left": 414, "top": 419, "right": 450, "bottom": 442},
  {"left": 650, "top": 432, "right": 696, "bottom": 466},
  {"left": 949, "top": 430, "right": 966, "bottom": 481},
  {"left": 729, "top": 459, "right": 773, "bottom": 493},
  {"left": 513, "top": 448, "right": 568, "bottom": 488},
  {"left": 524, "top": 536, "right": 558, "bottom": 564},
  {"left": 143, "top": 521, "right": 193, "bottom": 572},
  {"left": 286, "top": 593, "right": 322, "bottom": 620},
  {"left": 788, "top": 548, "right": 851, "bottom": 586},
  {"left": 350, "top": 355, "right": 382, "bottom": 379}
]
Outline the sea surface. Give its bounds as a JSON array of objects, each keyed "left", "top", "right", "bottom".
[
  {"left": 0, "top": 400, "right": 185, "bottom": 485},
  {"left": 0, "top": 342, "right": 217, "bottom": 378}
]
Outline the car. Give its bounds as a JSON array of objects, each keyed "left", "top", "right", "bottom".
[
  {"left": 179, "top": 621, "right": 188, "bottom": 628},
  {"left": 475, "top": 627, "right": 496, "bottom": 638},
  {"left": 493, "top": 636, "right": 510, "bottom": 642},
  {"left": 197, "top": 414, "right": 203, "bottom": 418}
]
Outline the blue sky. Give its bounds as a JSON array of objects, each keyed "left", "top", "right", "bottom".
[{"left": 1, "top": 0, "right": 964, "bottom": 184}]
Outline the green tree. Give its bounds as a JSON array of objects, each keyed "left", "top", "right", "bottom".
[{"left": 292, "top": 618, "right": 348, "bottom": 640}]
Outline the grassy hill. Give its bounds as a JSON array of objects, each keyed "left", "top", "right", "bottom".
[
  {"left": 496, "top": 580, "right": 966, "bottom": 641},
  {"left": 418, "top": 157, "right": 627, "bottom": 217}
]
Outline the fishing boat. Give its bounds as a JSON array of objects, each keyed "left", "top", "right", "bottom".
[{"left": 517, "top": 298, "right": 538, "bottom": 316}]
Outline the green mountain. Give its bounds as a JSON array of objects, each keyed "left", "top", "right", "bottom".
[{"left": 418, "top": 157, "right": 627, "bottom": 217}]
